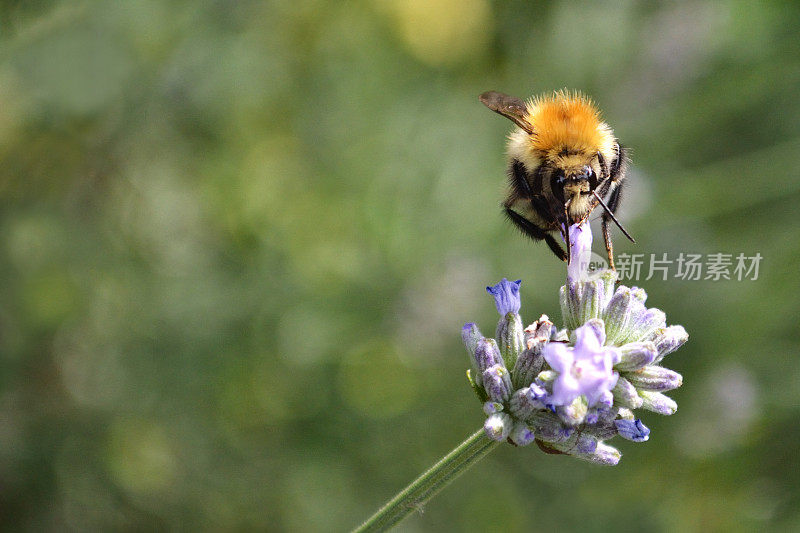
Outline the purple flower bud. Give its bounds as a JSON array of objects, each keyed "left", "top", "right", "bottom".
[
  {"left": 461, "top": 322, "right": 483, "bottom": 358},
  {"left": 462, "top": 322, "right": 484, "bottom": 387},
  {"left": 530, "top": 411, "right": 574, "bottom": 443},
  {"left": 595, "top": 269, "right": 618, "bottom": 309},
  {"left": 615, "top": 419, "right": 650, "bottom": 442},
  {"left": 585, "top": 390, "right": 614, "bottom": 424},
  {"left": 496, "top": 311, "right": 525, "bottom": 368},
  {"left": 578, "top": 442, "right": 621, "bottom": 466},
  {"left": 638, "top": 390, "right": 678, "bottom": 415},
  {"left": 612, "top": 376, "right": 643, "bottom": 409},
  {"left": 652, "top": 325, "right": 689, "bottom": 363},
  {"left": 615, "top": 341, "right": 658, "bottom": 372},
  {"left": 486, "top": 278, "right": 522, "bottom": 315},
  {"left": 474, "top": 338, "right": 503, "bottom": 375},
  {"left": 484, "top": 412, "right": 513, "bottom": 441},
  {"left": 560, "top": 284, "right": 579, "bottom": 331},
  {"left": 559, "top": 281, "right": 607, "bottom": 331},
  {"left": 626, "top": 365, "right": 683, "bottom": 392},
  {"left": 581, "top": 419, "right": 619, "bottom": 440},
  {"left": 509, "top": 385, "right": 546, "bottom": 419},
  {"left": 567, "top": 222, "right": 593, "bottom": 283},
  {"left": 623, "top": 307, "right": 667, "bottom": 344},
  {"left": 482, "top": 364, "right": 512, "bottom": 403},
  {"left": 482, "top": 401, "right": 503, "bottom": 415},
  {"left": 630, "top": 286, "right": 647, "bottom": 303},
  {"left": 544, "top": 434, "right": 620, "bottom": 465},
  {"left": 603, "top": 286, "right": 635, "bottom": 343},
  {"left": 509, "top": 422, "right": 536, "bottom": 446},
  {"left": 512, "top": 345, "right": 545, "bottom": 390},
  {"left": 575, "top": 433, "right": 598, "bottom": 454},
  {"left": 577, "top": 282, "right": 601, "bottom": 325}
]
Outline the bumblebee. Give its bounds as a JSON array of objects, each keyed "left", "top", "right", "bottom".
[{"left": 480, "top": 90, "right": 634, "bottom": 269}]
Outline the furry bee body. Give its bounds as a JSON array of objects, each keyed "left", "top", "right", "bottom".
[{"left": 480, "top": 90, "right": 631, "bottom": 268}]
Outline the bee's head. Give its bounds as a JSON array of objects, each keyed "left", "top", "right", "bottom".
[{"left": 551, "top": 164, "right": 598, "bottom": 205}]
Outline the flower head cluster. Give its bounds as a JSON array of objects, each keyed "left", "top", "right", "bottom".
[{"left": 462, "top": 223, "right": 687, "bottom": 465}]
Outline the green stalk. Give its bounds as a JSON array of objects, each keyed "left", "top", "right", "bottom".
[{"left": 354, "top": 429, "right": 499, "bottom": 532}]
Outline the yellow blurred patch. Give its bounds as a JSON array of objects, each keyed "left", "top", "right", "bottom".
[
  {"left": 383, "top": 0, "right": 493, "bottom": 66},
  {"left": 105, "top": 418, "right": 176, "bottom": 495},
  {"left": 21, "top": 270, "right": 79, "bottom": 328}
]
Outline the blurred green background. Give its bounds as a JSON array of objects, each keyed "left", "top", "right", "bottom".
[{"left": 1, "top": 1, "right": 799, "bottom": 531}]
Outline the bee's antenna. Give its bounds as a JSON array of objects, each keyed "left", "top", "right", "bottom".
[{"left": 591, "top": 191, "right": 636, "bottom": 243}]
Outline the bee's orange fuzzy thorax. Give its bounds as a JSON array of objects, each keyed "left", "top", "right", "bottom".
[{"left": 523, "top": 91, "right": 614, "bottom": 159}]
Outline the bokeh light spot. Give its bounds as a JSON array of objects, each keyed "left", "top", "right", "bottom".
[
  {"left": 21, "top": 270, "right": 79, "bottom": 328},
  {"left": 105, "top": 418, "right": 176, "bottom": 495},
  {"left": 384, "top": 0, "right": 493, "bottom": 66}
]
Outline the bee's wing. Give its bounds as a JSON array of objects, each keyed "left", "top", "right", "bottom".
[{"left": 479, "top": 91, "right": 533, "bottom": 134}]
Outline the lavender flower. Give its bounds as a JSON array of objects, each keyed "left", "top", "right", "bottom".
[
  {"left": 509, "top": 422, "right": 536, "bottom": 447},
  {"left": 543, "top": 323, "right": 621, "bottom": 407},
  {"left": 509, "top": 385, "right": 547, "bottom": 419},
  {"left": 484, "top": 413, "right": 513, "bottom": 441},
  {"left": 615, "top": 341, "right": 658, "bottom": 372},
  {"left": 473, "top": 338, "right": 503, "bottom": 375},
  {"left": 625, "top": 365, "right": 683, "bottom": 392},
  {"left": 567, "top": 222, "right": 594, "bottom": 283},
  {"left": 483, "top": 364, "right": 512, "bottom": 403},
  {"left": 461, "top": 322, "right": 482, "bottom": 359},
  {"left": 638, "top": 390, "right": 678, "bottom": 415},
  {"left": 612, "top": 376, "right": 644, "bottom": 409},
  {"left": 483, "top": 401, "right": 503, "bottom": 415},
  {"left": 461, "top": 221, "right": 687, "bottom": 464},
  {"left": 487, "top": 278, "right": 526, "bottom": 367},
  {"left": 486, "top": 278, "right": 522, "bottom": 315},
  {"left": 615, "top": 419, "right": 650, "bottom": 442}
]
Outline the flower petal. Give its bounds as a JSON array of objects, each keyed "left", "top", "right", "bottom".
[
  {"left": 543, "top": 342, "right": 572, "bottom": 373},
  {"left": 486, "top": 278, "right": 522, "bottom": 315}
]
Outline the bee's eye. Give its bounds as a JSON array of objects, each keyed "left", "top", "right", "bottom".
[
  {"left": 585, "top": 166, "right": 598, "bottom": 189},
  {"left": 551, "top": 169, "right": 566, "bottom": 203}
]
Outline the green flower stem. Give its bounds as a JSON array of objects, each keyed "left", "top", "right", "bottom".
[{"left": 354, "top": 429, "right": 500, "bottom": 532}]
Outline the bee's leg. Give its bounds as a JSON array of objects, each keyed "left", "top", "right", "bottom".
[
  {"left": 596, "top": 143, "right": 626, "bottom": 200},
  {"left": 610, "top": 143, "right": 626, "bottom": 180},
  {"left": 507, "top": 160, "right": 566, "bottom": 261},
  {"left": 504, "top": 208, "right": 567, "bottom": 261},
  {"left": 601, "top": 181, "right": 624, "bottom": 270},
  {"left": 510, "top": 161, "right": 556, "bottom": 219},
  {"left": 598, "top": 143, "right": 629, "bottom": 270},
  {"left": 597, "top": 151, "right": 609, "bottom": 181},
  {"left": 602, "top": 218, "right": 615, "bottom": 270},
  {"left": 531, "top": 196, "right": 568, "bottom": 262}
]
